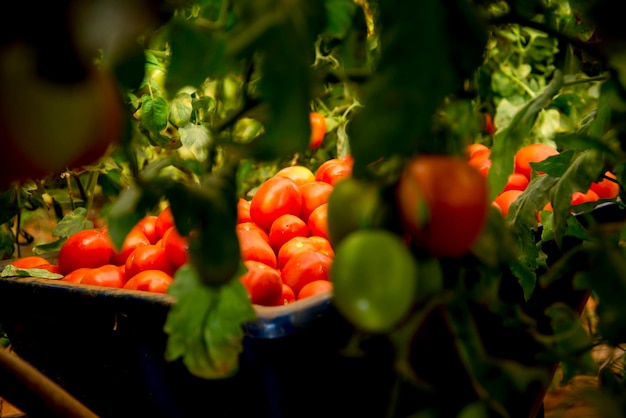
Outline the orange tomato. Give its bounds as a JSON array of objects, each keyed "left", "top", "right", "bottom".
[
  {"left": 465, "top": 143, "right": 491, "bottom": 160},
  {"left": 236, "top": 222, "right": 270, "bottom": 243},
  {"left": 274, "top": 165, "right": 316, "bottom": 187},
  {"left": 502, "top": 172, "right": 530, "bottom": 193},
  {"left": 307, "top": 203, "right": 330, "bottom": 241},
  {"left": 61, "top": 267, "right": 92, "bottom": 283},
  {"left": 308, "top": 235, "right": 335, "bottom": 258},
  {"left": 123, "top": 270, "right": 173, "bottom": 294},
  {"left": 589, "top": 171, "right": 620, "bottom": 199},
  {"left": 308, "top": 112, "right": 327, "bottom": 149},
  {"left": 10, "top": 256, "right": 49, "bottom": 269},
  {"left": 237, "top": 229, "right": 277, "bottom": 269},
  {"left": 155, "top": 206, "right": 176, "bottom": 240},
  {"left": 276, "top": 236, "right": 318, "bottom": 271},
  {"left": 162, "top": 226, "right": 189, "bottom": 270},
  {"left": 493, "top": 190, "right": 524, "bottom": 218},
  {"left": 281, "top": 251, "right": 333, "bottom": 296},
  {"left": 135, "top": 215, "right": 160, "bottom": 245},
  {"left": 298, "top": 181, "right": 334, "bottom": 223},
  {"left": 513, "top": 143, "right": 559, "bottom": 180},
  {"left": 237, "top": 198, "right": 252, "bottom": 224},
  {"left": 315, "top": 158, "right": 352, "bottom": 186},
  {"left": 571, "top": 189, "right": 599, "bottom": 206},
  {"left": 81, "top": 264, "right": 126, "bottom": 288}
]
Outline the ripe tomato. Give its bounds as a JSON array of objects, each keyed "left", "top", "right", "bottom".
[
  {"left": 273, "top": 283, "right": 296, "bottom": 306},
  {"left": 236, "top": 222, "right": 270, "bottom": 243},
  {"left": 33, "top": 263, "right": 60, "bottom": 274},
  {"left": 61, "top": 267, "right": 92, "bottom": 283},
  {"left": 0, "top": 51, "right": 123, "bottom": 187},
  {"left": 298, "top": 279, "right": 332, "bottom": 300},
  {"left": 465, "top": 143, "right": 491, "bottom": 160},
  {"left": 281, "top": 251, "right": 332, "bottom": 296},
  {"left": 493, "top": 189, "right": 524, "bottom": 218},
  {"left": 135, "top": 215, "right": 159, "bottom": 245},
  {"left": 109, "top": 227, "right": 151, "bottom": 266},
  {"left": 502, "top": 172, "right": 529, "bottom": 193},
  {"left": 274, "top": 165, "right": 316, "bottom": 187},
  {"left": 309, "top": 112, "right": 327, "bottom": 149},
  {"left": 238, "top": 260, "right": 283, "bottom": 306},
  {"left": 10, "top": 256, "right": 49, "bottom": 269},
  {"left": 308, "top": 203, "right": 330, "bottom": 241},
  {"left": 125, "top": 244, "right": 175, "bottom": 280},
  {"left": 81, "top": 264, "right": 126, "bottom": 288},
  {"left": 123, "top": 270, "right": 173, "bottom": 294},
  {"left": 298, "top": 181, "right": 334, "bottom": 223},
  {"left": 237, "top": 198, "right": 252, "bottom": 224},
  {"left": 276, "top": 236, "right": 318, "bottom": 271},
  {"left": 468, "top": 154, "right": 491, "bottom": 179},
  {"left": 315, "top": 158, "right": 352, "bottom": 186},
  {"left": 155, "top": 206, "right": 176, "bottom": 239},
  {"left": 396, "top": 155, "right": 489, "bottom": 258},
  {"left": 162, "top": 226, "right": 189, "bottom": 270},
  {"left": 589, "top": 171, "right": 620, "bottom": 199},
  {"left": 237, "top": 229, "right": 277, "bottom": 269},
  {"left": 250, "top": 176, "right": 302, "bottom": 231},
  {"left": 571, "top": 189, "right": 599, "bottom": 206},
  {"left": 482, "top": 113, "right": 496, "bottom": 135},
  {"left": 308, "top": 235, "right": 335, "bottom": 258},
  {"left": 514, "top": 143, "right": 559, "bottom": 180},
  {"left": 58, "top": 229, "right": 113, "bottom": 275},
  {"left": 268, "top": 214, "right": 310, "bottom": 254}
]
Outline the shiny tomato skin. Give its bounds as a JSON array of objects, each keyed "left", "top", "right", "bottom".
[
  {"left": 10, "top": 256, "right": 49, "bottom": 269},
  {"left": 162, "top": 226, "right": 189, "bottom": 270},
  {"left": 237, "top": 198, "right": 252, "bottom": 224},
  {"left": 237, "top": 229, "right": 278, "bottom": 269},
  {"left": 274, "top": 165, "right": 316, "bottom": 187},
  {"left": 109, "top": 227, "right": 151, "bottom": 266},
  {"left": 58, "top": 229, "right": 113, "bottom": 275},
  {"left": 123, "top": 270, "right": 173, "bottom": 293},
  {"left": 125, "top": 244, "right": 175, "bottom": 280},
  {"left": 308, "top": 235, "right": 335, "bottom": 258},
  {"left": 281, "top": 251, "right": 332, "bottom": 296},
  {"left": 135, "top": 215, "right": 160, "bottom": 245},
  {"left": 298, "top": 181, "right": 334, "bottom": 223},
  {"left": 307, "top": 203, "right": 330, "bottom": 241},
  {"left": 308, "top": 112, "right": 327, "bottom": 150},
  {"left": 268, "top": 214, "right": 310, "bottom": 254},
  {"left": 250, "top": 176, "right": 302, "bottom": 231},
  {"left": 315, "top": 159, "right": 352, "bottom": 186},
  {"left": 61, "top": 267, "right": 92, "bottom": 283},
  {"left": 81, "top": 264, "right": 126, "bottom": 288},
  {"left": 298, "top": 279, "right": 332, "bottom": 300},
  {"left": 236, "top": 222, "right": 270, "bottom": 243},
  {"left": 239, "top": 260, "right": 283, "bottom": 306},
  {"left": 276, "top": 236, "right": 318, "bottom": 271},
  {"left": 272, "top": 283, "right": 296, "bottom": 306},
  {"left": 396, "top": 155, "right": 489, "bottom": 258},
  {"left": 155, "top": 206, "right": 176, "bottom": 240}
]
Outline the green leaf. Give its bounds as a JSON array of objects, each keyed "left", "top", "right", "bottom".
[
  {"left": 0, "top": 224, "right": 15, "bottom": 260},
  {"left": 0, "top": 186, "right": 19, "bottom": 225},
  {"left": 169, "top": 93, "right": 194, "bottom": 127},
  {"left": 179, "top": 124, "right": 213, "bottom": 161},
  {"left": 488, "top": 70, "right": 564, "bottom": 200},
  {"left": 107, "top": 186, "right": 160, "bottom": 251},
  {"left": 164, "top": 264, "right": 256, "bottom": 379},
  {"left": 32, "top": 239, "right": 66, "bottom": 255},
  {"left": 1, "top": 265, "right": 63, "bottom": 280},
  {"left": 52, "top": 207, "right": 94, "bottom": 238},
  {"left": 141, "top": 95, "right": 169, "bottom": 140},
  {"left": 323, "top": 0, "right": 357, "bottom": 38}
]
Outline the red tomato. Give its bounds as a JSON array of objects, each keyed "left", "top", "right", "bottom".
[
  {"left": 465, "top": 143, "right": 491, "bottom": 160},
  {"left": 162, "top": 226, "right": 189, "bottom": 270},
  {"left": 125, "top": 244, "right": 175, "bottom": 280},
  {"left": 268, "top": 214, "right": 310, "bottom": 254},
  {"left": 502, "top": 172, "right": 530, "bottom": 193},
  {"left": 309, "top": 112, "right": 327, "bottom": 149},
  {"left": 281, "top": 251, "right": 332, "bottom": 296},
  {"left": 589, "top": 171, "right": 620, "bottom": 199},
  {"left": 514, "top": 143, "right": 559, "bottom": 180},
  {"left": 396, "top": 156, "right": 489, "bottom": 258},
  {"left": 155, "top": 206, "right": 175, "bottom": 239},
  {"left": 272, "top": 283, "right": 296, "bottom": 306},
  {"left": 274, "top": 165, "right": 316, "bottom": 187},
  {"left": 109, "top": 227, "right": 151, "bottom": 266},
  {"left": 571, "top": 189, "right": 599, "bottom": 206},
  {"left": 135, "top": 215, "right": 159, "bottom": 245},
  {"left": 236, "top": 222, "right": 270, "bottom": 243},
  {"left": 238, "top": 260, "right": 283, "bottom": 306},
  {"left": 493, "top": 190, "right": 524, "bottom": 218},
  {"left": 468, "top": 154, "right": 491, "bottom": 179},
  {"left": 61, "top": 267, "right": 92, "bottom": 283},
  {"left": 298, "top": 279, "right": 332, "bottom": 300},
  {"left": 308, "top": 235, "right": 335, "bottom": 258},
  {"left": 237, "top": 229, "right": 277, "bottom": 269},
  {"left": 237, "top": 198, "right": 252, "bottom": 224},
  {"left": 81, "top": 264, "right": 126, "bottom": 288},
  {"left": 315, "top": 159, "right": 352, "bottom": 186},
  {"left": 250, "top": 176, "right": 302, "bottom": 231},
  {"left": 33, "top": 263, "right": 60, "bottom": 274},
  {"left": 276, "top": 236, "right": 318, "bottom": 271},
  {"left": 58, "top": 229, "right": 113, "bottom": 275},
  {"left": 123, "top": 270, "right": 173, "bottom": 294},
  {"left": 10, "top": 256, "right": 49, "bottom": 269},
  {"left": 298, "top": 181, "right": 334, "bottom": 223},
  {"left": 307, "top": 203, "right": 330, "bottom": 241}
]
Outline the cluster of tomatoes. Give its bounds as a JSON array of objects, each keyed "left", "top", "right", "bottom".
[
  {"left": 236, "top": 156, "right": 353, "bottom": 306},
  {"left": 466, "top": 142, "right": 620, "bottom": 217}
]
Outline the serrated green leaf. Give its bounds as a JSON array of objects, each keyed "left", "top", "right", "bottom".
[
  {"left": 32, "top": 238, "right": 66, "bottom": 255},
  {"left": 164, "top": 264, "right": 256, "bottom": 379},
  {"left": 52, "top": 208, "right": 93, "bottom": 238},
  {"left": 142, "top": 95, "right": 169, "bottom": 133},
  {"left": 1, "top": 265, "right": 63, "bottom": 280}
]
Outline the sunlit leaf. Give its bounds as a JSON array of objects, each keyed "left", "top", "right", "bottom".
[
  {"left": 1, "top": 265, "right": 63, "bottom": 280},
  {"left": 179, "top": 123, "right": 212, "bottom": 161},
  {"left": 169, "top": 93, "right": 193, "bottom": 127},
  {"left": 51, "top": 207, "right": 93, "bottom": 238}
]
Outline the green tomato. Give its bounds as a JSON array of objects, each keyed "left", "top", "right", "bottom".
[{"left": 331, "top": 229, "right": 418, "bottom": 333}]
